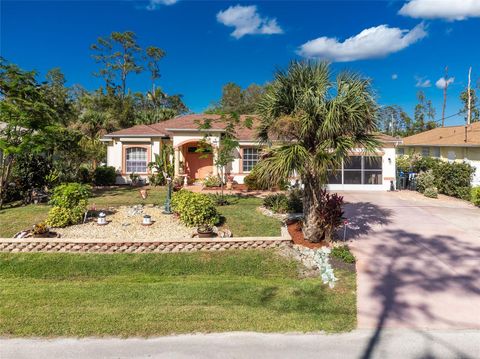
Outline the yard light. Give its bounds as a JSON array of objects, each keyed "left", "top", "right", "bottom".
[
  {"left": 97, "top": 212, "right": 107, "bottom": 226},
  {"left": 142, "top": 214, "right": 152, "bottom": 226}
]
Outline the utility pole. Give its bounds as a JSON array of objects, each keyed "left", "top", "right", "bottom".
[
  {"left": 441, "top": 66, "right": 449, "bottom": 127},
  {"left": 391, "top": 114, "right": 395, "bottom": 137},
  {"left": 467, "top": 67, "right": 472, "bottom": 125}
]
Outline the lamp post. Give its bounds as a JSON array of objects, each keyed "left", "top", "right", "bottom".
[{"left": 163, "top": 172, "right": 173, "bottom": 214}]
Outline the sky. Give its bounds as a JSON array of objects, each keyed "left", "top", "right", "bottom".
[{"left": 1, "top": 0, "right": 480, "bottom": 125}]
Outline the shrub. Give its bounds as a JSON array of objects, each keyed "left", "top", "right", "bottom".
[
  {"left": 433, "top": 162, "right": 474, "bottom": 198},
  {"left": 78, "top": 167, "right": 92, "bottom": 184},
  {"left": 171, "top": 190, "right": 219, "bottom": 227},
  {"left": 244, "top": 173, "right": 269, "bottom": 190},
  {"left": 203, "top": 174, "right": 222, "bottom": 187},
  {"left": 423, "top": 186, "right": 438, "bottom": 198},
  {"left": 148, "top": 172, "right": 166, "bottom": 186},
  {"left": 93, "top": 166, "right": 117, "bottom": 186},
  {"left": 32, "top": 222, "right": 49, "bottom": 235},
  {"left": 416, "top": 170, "right": 435, "bottom": 193},
  {"left": 471, "top": 187, "right": 480, "bottom": 206},
  {"left": 312, "top": 189, "right": 344, "bottom": 242},
  {"left": 331, "top": 246, "right": 355, "bottom": 264},
  {"left": 287, "top": 188, "right": 304, "bottom": 213},
  {"left": 46, "top": 183, "right": 91, "bottom": 227},
  {"left": 412, "top": 156, "right": 440, "bottom": 173},
  {"left": 396, "top": 155, "right": 413, "bottom": 173},
  {"left": 263, "top": 193, "right": 290, "bottom": 213},
  {"left": 49, "top": 183, "right": 91, "bottom": 208}
]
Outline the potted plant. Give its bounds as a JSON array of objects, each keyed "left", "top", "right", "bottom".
[
  {"left": 129, "top": 172, "right": 140, "bottom": 186},
  {"left": 197, "top": 224, "right": 214, "bottom": 238},
  {"left": 226, "top": 174, "right": 235, "bottom": 190},
  {"left": 32, "top": 222, "right": 50, "bottom": 238}
]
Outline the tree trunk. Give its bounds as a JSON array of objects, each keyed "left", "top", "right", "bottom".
[{"left": 301, "top": 174, "right": 324, "bottom": 243}]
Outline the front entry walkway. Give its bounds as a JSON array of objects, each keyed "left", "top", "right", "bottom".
[{"left": 342, "top": 190, "right": 480, "bottom": 330}]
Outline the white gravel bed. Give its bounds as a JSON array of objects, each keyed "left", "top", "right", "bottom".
[{"left": 55, "top": 205, "right": 194, "bottom": 240}]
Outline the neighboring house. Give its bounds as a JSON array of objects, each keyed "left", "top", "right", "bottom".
[
  {"left": 400, "top": 122, "right": 480, "bottom": 186},
  {"left": 102, "top": 114, "right": 400, "bottom": 191}
]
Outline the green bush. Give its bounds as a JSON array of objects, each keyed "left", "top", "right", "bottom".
[
  {"left": 203, "top": 174, "right": 222, "bottom": 187},
  {"left": 148, "top": 172, "right": 166, "bottom": 186},
  {"left": 93, "top": 166, "right": 117, "bottom": 186},
  {"left": 263, "top": 190, "right": 303, "bottom": 214},
  {"left": 46, "top": 183, "right": 91, "bottom": 227},
  {"left": 471, "top": 187, "right": 480, "bottom": 206},
  {"left": 171, "top": 190, "right": 219, "bottom": 227},
  {"left": 78, "top": 167, "right": 92, "bottom": 184},
  {"left": 244, "top": 173, "right": 269, "bottom": 190},
  {"left": 416, "top": 170, "right": 435, "bottom": 193},
  {"left": 46, "top": 205, "right": 86, "bottom": 228},
  {"left": 331, "top": 246, "right": 355, "bottom": 264},
  {"left": 433, "top": 162, "right": 474, "bottom": 198},
  {"left": 263, "top": 194, "right": 290, "bottom": 213},
  {"left": 423, "top": 186, "right": 438, "bottom": 198}
]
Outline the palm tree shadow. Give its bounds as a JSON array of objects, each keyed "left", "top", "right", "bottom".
[
  {"left": 339, "top": 201, "right": 392, "bottom": 240},
  {"left": 359, "top": 229, "right": 480, "bottom": 359}
]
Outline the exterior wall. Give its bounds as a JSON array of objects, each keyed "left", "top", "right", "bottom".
[
  {"left": 326, "top": 147, "right": 396, "bottom": 191},
  {"left": 105, "top": 137, "right": 163, "bottom": 184}
]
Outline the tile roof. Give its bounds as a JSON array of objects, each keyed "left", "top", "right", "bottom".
[
  {"left": 104, "top": 113, "right": 403, "bottom": 147},
  {"left": 402, "top": 122, "right": 480, "bottom": 147}
]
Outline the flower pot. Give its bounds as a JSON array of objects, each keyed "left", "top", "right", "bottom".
[{"left": 197, "top": 228, "right": 214, "bottom": 238}]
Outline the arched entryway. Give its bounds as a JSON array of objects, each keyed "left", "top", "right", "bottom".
[{"left": 183, "top": 141, "right": 214, "bottom": 180}]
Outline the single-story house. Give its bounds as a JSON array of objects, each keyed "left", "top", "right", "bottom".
[
  {"left": 102, "top": 114, "right": 401, "bottom": 191},
  {"left": 399, "top": 122, "right": 480, "bottom": 186}
]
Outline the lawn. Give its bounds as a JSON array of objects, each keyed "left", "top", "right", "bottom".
[
  {"left": 0, "top": 251, "right": 356, "bottom": 336},
  {"left": 0, "top": 187, "right": 281, "bottom": 237}
]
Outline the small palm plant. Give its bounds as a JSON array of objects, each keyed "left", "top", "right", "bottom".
[{"left": 254, "top": 61, "right": 379, "bottom": 242}]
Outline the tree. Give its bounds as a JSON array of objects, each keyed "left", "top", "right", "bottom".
[
  {"left": 254, "top": 61, "right": 378, "bottom": 242},
  {"left": 378, "top": 105, "right": 413, "bottom": 137},
  {"left": 91, "top": 31, "right": 143, "bottom": 97},
  {"left": 414, "top": 90, "right": 437, "bottom": 133},
  {"left": 0, "top": 59, "right": 59, "bottom": 208},
  {"left": 219, "top": 82, "right": 243, "bottom": 113},
  {"left": 460, "top": 88, "right": 480, "bottom": 123},
  {"left": 209, "top": 82, "right": 265, "bottom": 114},
  {"left": 145, "top": 46, "right": 165, "bottom": 94}
]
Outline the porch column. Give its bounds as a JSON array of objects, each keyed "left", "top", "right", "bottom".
[
  {"left": 174, "top": 147, "right": 180, "bottom": 177},
  {"left": 212, "top": 147, "right": 219, "bottom": 176}
]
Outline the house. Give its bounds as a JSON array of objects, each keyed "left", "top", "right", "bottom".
[
  {"left": 400, "top": 122, "right": 480, "bottom": 186},
  {"left": 102, "top": 114, "right": 400, "bottom": 190}
]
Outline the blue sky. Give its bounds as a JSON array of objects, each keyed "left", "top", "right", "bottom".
[{"left": 1, "top": 0, "right": 479, "bottom": 125}]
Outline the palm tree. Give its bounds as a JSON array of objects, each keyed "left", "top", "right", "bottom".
[{"left": 255, "top": 61, "right": 379, "bottom": 242}]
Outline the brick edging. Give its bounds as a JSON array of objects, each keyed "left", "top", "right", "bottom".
[{"left": 0, "top": 237, "right": 292, "bottom": 253}]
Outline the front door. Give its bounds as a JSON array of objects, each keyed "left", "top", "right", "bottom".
[{"left": 184, "top": 145, "right": 213, "bottom": 180}]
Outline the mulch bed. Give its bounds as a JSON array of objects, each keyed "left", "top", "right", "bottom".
[{"left": 286, "top": 221, "right": 328, "bottom": 249}]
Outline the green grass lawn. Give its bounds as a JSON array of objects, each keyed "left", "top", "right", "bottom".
[
  {"left": 0, "top": 187, "right": 280, "bottom": 237},
  {"left": 0, "top": 251, "right": 356, "bottom": 336}
]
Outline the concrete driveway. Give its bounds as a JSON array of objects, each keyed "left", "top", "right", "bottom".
[{"left": 342, "top": 190, "right": 480, "bottom": 330}]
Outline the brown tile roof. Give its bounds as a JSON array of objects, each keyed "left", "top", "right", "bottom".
[
  {"left": 104, "top": 114, "right": 403, "bottom": 147},
  {"left": 104, "top": 114, "right": 259, "bottom": 141},
  {"left": 402, "top": 122, "right": 480, "bottom": 147}
]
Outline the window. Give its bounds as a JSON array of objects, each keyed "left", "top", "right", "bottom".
[
  {"left": 327, "top": 155, "right": 383, "bottom": 185},
  {"left": 432, "top": 147, "right": 440, "bottom": 158},
  {"left": 397, "top": 148, "right": 405, "bottom": 156},
  {"left": 242, "top": 147, "right": 260, "bottom": 172},
  {"left": 422, "top": 147, "right": 430, "bottom": 157},
  {"left": 125, "top": 147, "right": 148, "bottom": 173},
  {"left": 343, "top": 156, "right": 362, "bottom": 184}
]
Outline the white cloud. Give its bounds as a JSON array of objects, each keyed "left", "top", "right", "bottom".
[
  {"left": 146, "top": 0, "right": 178, "bottom": 10},
  {"left": 216, "top": 5, "right": 283, "bottom": 39},
  {"left": 297, "top": 23, "right": 427, "bottom": 62},
  {"left": 435, "top": 77, "right": 454, "bottom": 89},
  {"left": 415, "top": 76, "right": 432, "bottom": 88},
  {"left": 399, "top": 0, "right": 480, "bottom": 21},
  {"left": 392, "top": 74, "right": 398, "bottom": 80}
]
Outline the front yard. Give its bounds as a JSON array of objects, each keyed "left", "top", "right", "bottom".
[
  {"left": 0, "top": 251, "right": 356, "bottom": 336},
  {"left": 0, "top": 187, "right": 281, "bottom": 238}
]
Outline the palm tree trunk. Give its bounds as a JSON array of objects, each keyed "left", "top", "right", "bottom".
[{"left": 301, "top": 174, "right": 324, "bottom": 243}]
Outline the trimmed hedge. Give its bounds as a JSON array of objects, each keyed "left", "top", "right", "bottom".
[
  {"left": 171, "top": 190, "right": 219, "bottom": 227},
  {"left": 93, "top": 166, "right": 117, "bottom": 186}
]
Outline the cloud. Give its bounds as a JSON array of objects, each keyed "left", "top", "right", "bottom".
[
  {"left": 415, "top": 76, "right": 432, "bottom": 88},
  {"left": 392, "top": 74, "right": 398, "bottom": 80},
  {"left": 216, "top": 5, "right": 283, "bottom": 39},
  {"left": 146, "top": 0, "right": 178, "bottom": 10},
  {"left": 297, "top": 23, "right": 427, "bottom": 62},
  {"left": 399, "top": 0, "right": 480, "bottom": 21},
  {"left": 435, "top": 77, "right": 454, "bottom": 89}
]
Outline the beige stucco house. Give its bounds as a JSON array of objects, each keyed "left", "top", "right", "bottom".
[
  {"left": 399, "top": 122, "right": 480, "bottom": 186},
  {"left": 102, "top": 114, "right": 400, "bottom": 191}
]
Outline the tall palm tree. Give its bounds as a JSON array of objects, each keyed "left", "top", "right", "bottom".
[{"left": 255, "top": 61, "right": 379, "bottom": 242}]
